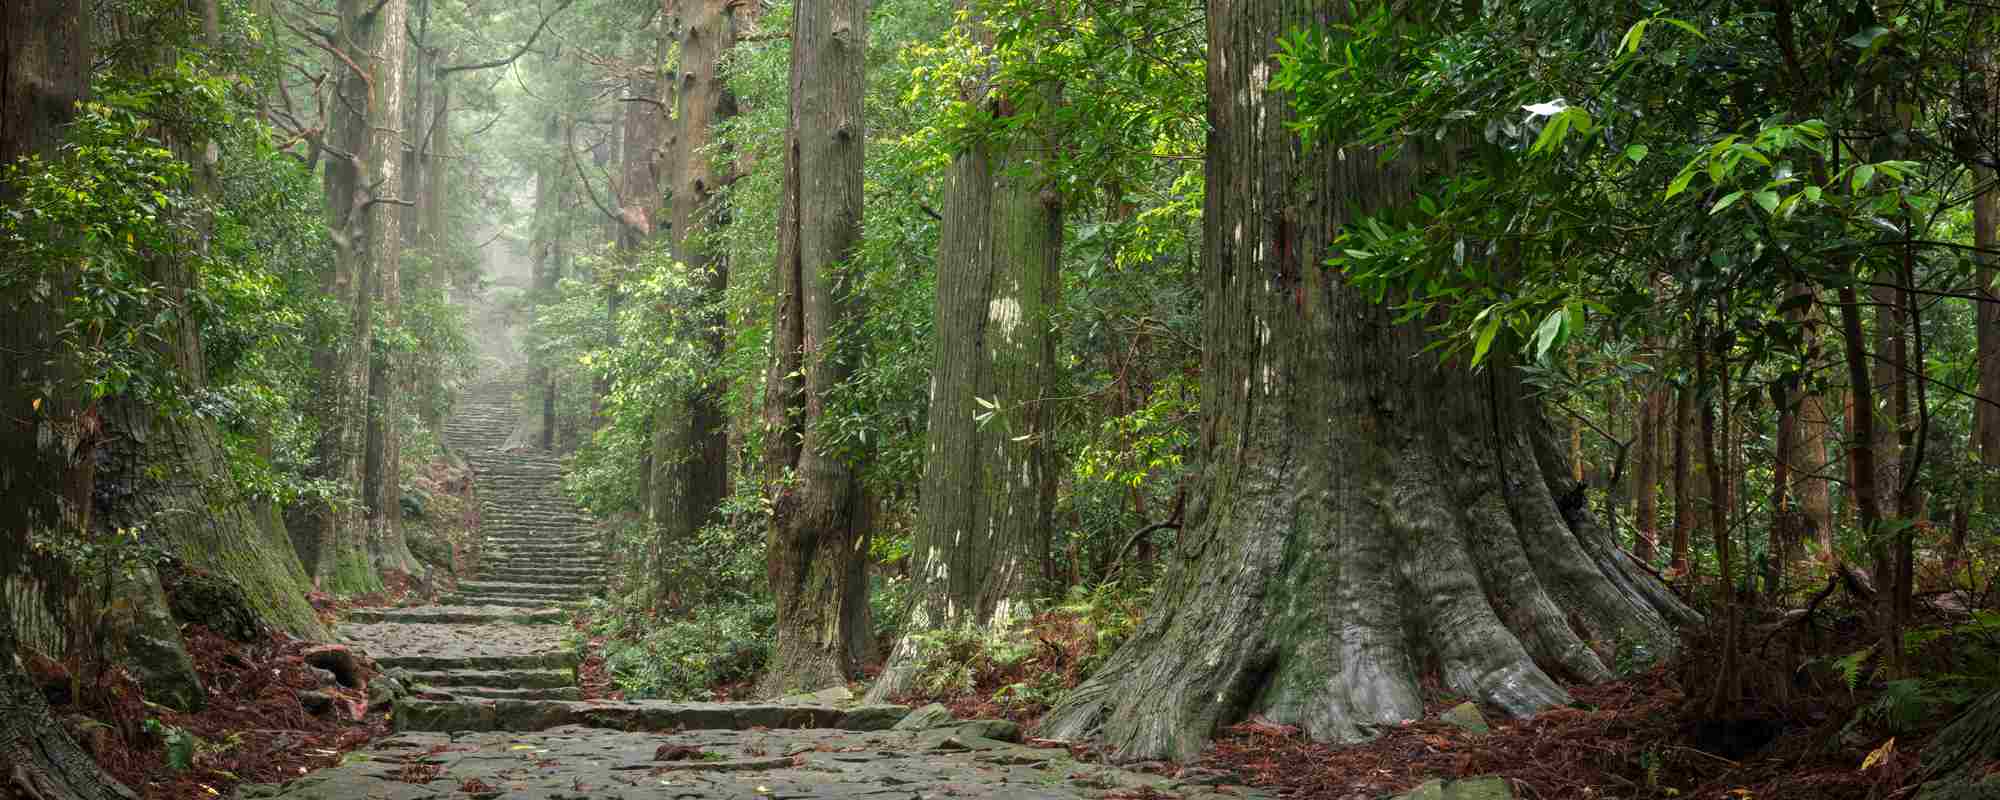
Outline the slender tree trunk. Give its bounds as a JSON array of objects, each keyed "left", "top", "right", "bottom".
[
  {"left": 652, "top": 0, "right": 738, "bottom": 592},
  {"left": 1038, "top": 1, "right": 1694, "bottom": 761},
  {"left": 1633, "top": 367, "right": 1661, "bottom": 564},
  {"left": 869, "top": 12, "right": 1062, "bottom": 700},
  {"left": 1671, "top": 385, "right": 1692, "bottom": 576},
  {"left": 357, "top": 0, "right": 413, "bottom": 582},
  {"left": 1698, "top": 327, "right": 1741, "bottom": 714},
  {"left": 760, "top": 0, "right": 869, "bottom": 696},
  {"left": 1788, "top": 285, "right": 1835, "bottom": 554}
]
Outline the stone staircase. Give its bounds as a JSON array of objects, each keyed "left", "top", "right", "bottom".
[
  {"left": 341, "top": 380, "right": 908, "bottom": 735},
  {"left": 267, "top": 379, "right": 1267, "bottom": 800},
  {"left": 339, "top": 381, "right": 602, "bottom": 709}
]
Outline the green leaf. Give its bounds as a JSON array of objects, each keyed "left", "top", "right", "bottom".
[
  {"left": 1532, "top": 307, "right": 1566, "bottom": 363},
  {"left": 1624, "top": 144, "right": 1649, "bottom": 163},
  {"left": 1852, "top": 164, "right": 1876, "bottom": 192},
  {"left": 1845, "top": 26, "right": 1890, "bottom": 49},
  {"left": 1471, "top": 312, "right": 1502, "bottom": 368},
  {"left": 1666, "top": 166, "right": 1697, "bottom": 199},
  {"left": 1753, "top": 190, "right": 1779, "bottom": 213},
  {"left": 1619, "top": 20, "right": 1649, "bottom": 55},
  {"left": 1710, "top": 190, "right": 1745, "bottom": 214}
]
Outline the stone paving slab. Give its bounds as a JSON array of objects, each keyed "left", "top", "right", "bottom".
[
  {"left": 239, "top": 725, "right": 1271, "bottom": 800},
  {"left": 344, "top": 606, "right": 571, "bottom": 625},
  {"left": 341, "top": 622, "right": 577, "bottom": 671},
  {"left": 392, "top": 698, "right": 911, "bottom": 734}
]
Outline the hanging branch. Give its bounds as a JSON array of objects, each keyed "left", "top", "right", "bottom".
[{"left": 566, "top": 119, "right": 625, "bottom": 228}]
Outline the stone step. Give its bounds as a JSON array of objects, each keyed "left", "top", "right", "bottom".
[
  {"left": 484, "top": 539, "right": 600, "bottom": 550},
  {"left": 372, "top": 650, "right": 579, "bottom": 672},
  {"left": 341, "top": 605, "right": 570, "bottom": 625},
  {"left": 395, "top": 668, "right": 577, "bottom": 690},
  {"left": 457, "top": 578, "right": 600, "bottom": 594},
  {"left": 413, "top": 685, "right": 585, "bottom": 701},
  {"left": 480, "top": 567, "right": 603, "bottom": 583},
  {"left": 391, "top": 698, "right": 912, "bottom": 734},
  {"left": 442, "top": 595, "right": 588, "bottom": 609}
]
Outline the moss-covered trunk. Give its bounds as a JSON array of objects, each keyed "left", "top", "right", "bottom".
[
  {"left": 760, "top": 0, "right": 868, "bottom": 697},
  {"left": 1037, "top": 0, "right": 1695, "bottom": 761},
  {"left": 2, "top": 4, "right": 151, "bottom": 796}
]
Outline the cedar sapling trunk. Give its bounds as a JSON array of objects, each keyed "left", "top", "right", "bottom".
[
  {"left": 1038, "top": 0, "right": 1696, "bottom": 761},
  {"left": 760, "top": 0, "right": 869, "bottom": 696}
]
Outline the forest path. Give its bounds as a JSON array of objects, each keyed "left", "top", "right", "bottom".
[{"left": 243, "top": 382, "right": 1263, "bottom": 799}]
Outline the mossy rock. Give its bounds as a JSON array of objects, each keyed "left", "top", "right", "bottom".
[{"left": 159, "top": 557, "right": 264, "bottom": 642}]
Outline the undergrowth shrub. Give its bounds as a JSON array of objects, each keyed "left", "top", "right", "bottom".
[
  {"left": 590, "top": 600, "right": 774, "bottom": 701},
  {"left": 890, "top": 578, "right": 1152, "bottom": 723}
]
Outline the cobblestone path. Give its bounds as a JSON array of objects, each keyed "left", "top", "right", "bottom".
[{"left": 246, "top": 381, "right": 1267, "bottom": 799}]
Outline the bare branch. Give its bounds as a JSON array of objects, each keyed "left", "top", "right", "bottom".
[{"left": 440, "top": 0, "right": 579, "bottom": 75}]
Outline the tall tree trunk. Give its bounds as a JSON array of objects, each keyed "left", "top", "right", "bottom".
[
  {"left": 364, "top": 0, "right": 419, "bottom": 575},
  {"left": 1788, "top": 285, "right": 1835, "bottom": 553},
  {"left": 760, "top": 0, "right": 868, "bottom": 697},
  {"left": 651, "top": 0, "right": 737, "bottom": 589},
  {"left": 302, "top": 0, "right": 415, "bottom": 596},
  {"left": 1671, "top": 385, "right": 1692, "bottom": 576},
  {"left": 1698, "top": 326, "right": 1741, "bottom": 714},
  {"left": 1976, "top": 30, "right": 2000, "bottom": 579},
  {"left": 869, "top": 13, "right": 1062, "bottom": 701},
  {"left": 1, "top": 3, "right": 144, "bottom": 796},
  {"left": 93, "top": 0, "right": 327, "bottom": 643},
  {"left": 1037, "top": 2, "right": 1694, "bottom": 761},
  {"left": 1633, "top": 367, "right": 1661, "bottom": 564}
]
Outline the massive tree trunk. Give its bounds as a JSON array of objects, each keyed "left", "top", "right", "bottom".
[
  {"left": 92, "top": 0, "right": 327, "bottom": 642},
  {"left": 868, "top": 14, "right": 1061, "bottom": 701},
  {"left": 1, "top": 3, "right": 143, "bottom": 797},
  {"left": 1036, "top": 2, "right": 1695, "bottom": 761},
  {"left": 760, "top": 0, "right": 868, "bottom": 697},
  {"left": 650, "top": 0, "right": 736, "bottom": 580}
]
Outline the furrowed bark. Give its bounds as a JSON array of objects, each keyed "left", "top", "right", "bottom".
[
  {"left": 759, "top": 0, "right": 868, "bottom": 696},
  {"left": 869, "top": 10, "right": 1062, "bottom": 703},
  {"left": 1037, "top": 0, "right": 1694, "bottom": 761},
  {"left": 650, "top": 0, "right": 735, "bottom": 583},
  {"left": 1, "top": 3, "right": 146, "bottom": 795}
]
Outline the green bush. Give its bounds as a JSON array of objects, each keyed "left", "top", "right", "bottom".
[{"left": 594, "top": 600, "right": 774, "bottom": 701}]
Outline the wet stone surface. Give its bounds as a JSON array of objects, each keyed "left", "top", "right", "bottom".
[
  {"left": 341, "top": 622, "right": 577, "bottom": 672},
  {"left": 240, "top": 725, "right": 1271, "bottom": 800}
]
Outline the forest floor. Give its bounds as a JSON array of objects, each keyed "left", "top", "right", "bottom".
[
  {"left": 44, "top": 611, "right": 1951, "bottom": 800},
  {"left": 868, "top": 595, "right": 1968, "bottom": 800}
]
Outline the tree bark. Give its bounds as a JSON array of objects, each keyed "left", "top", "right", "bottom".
[
  {"left": 1632, "top": 365, "right": 1661, "bottom": 564},
  {"left": 869, "top": 16, "right": 1062, "bottom": 700},
  {"left": 760, "top": 0, "right": 868, "bottom": 697},
  {"left": 1787, "top": 285, "right": 1835, "bottom": 553},
  {"left": 651, "top": 0, "right": 737, "bottom": 587},
  {"left": 1671, "top": 385, "right": 1691, "bottom": 576},
  {"left": 1, "top": 4, "right": 146, "bottom": 796},
  {"left": 1036, "top": 1, "right": 1695, "bottom": 761},
  {"left": 362, "top": 0, "right": 418, "bottom": 576}
]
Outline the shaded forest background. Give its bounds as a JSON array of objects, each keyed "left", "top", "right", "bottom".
[{"left": 6, "top": 0, "right": 2000, "bottom": 798}]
